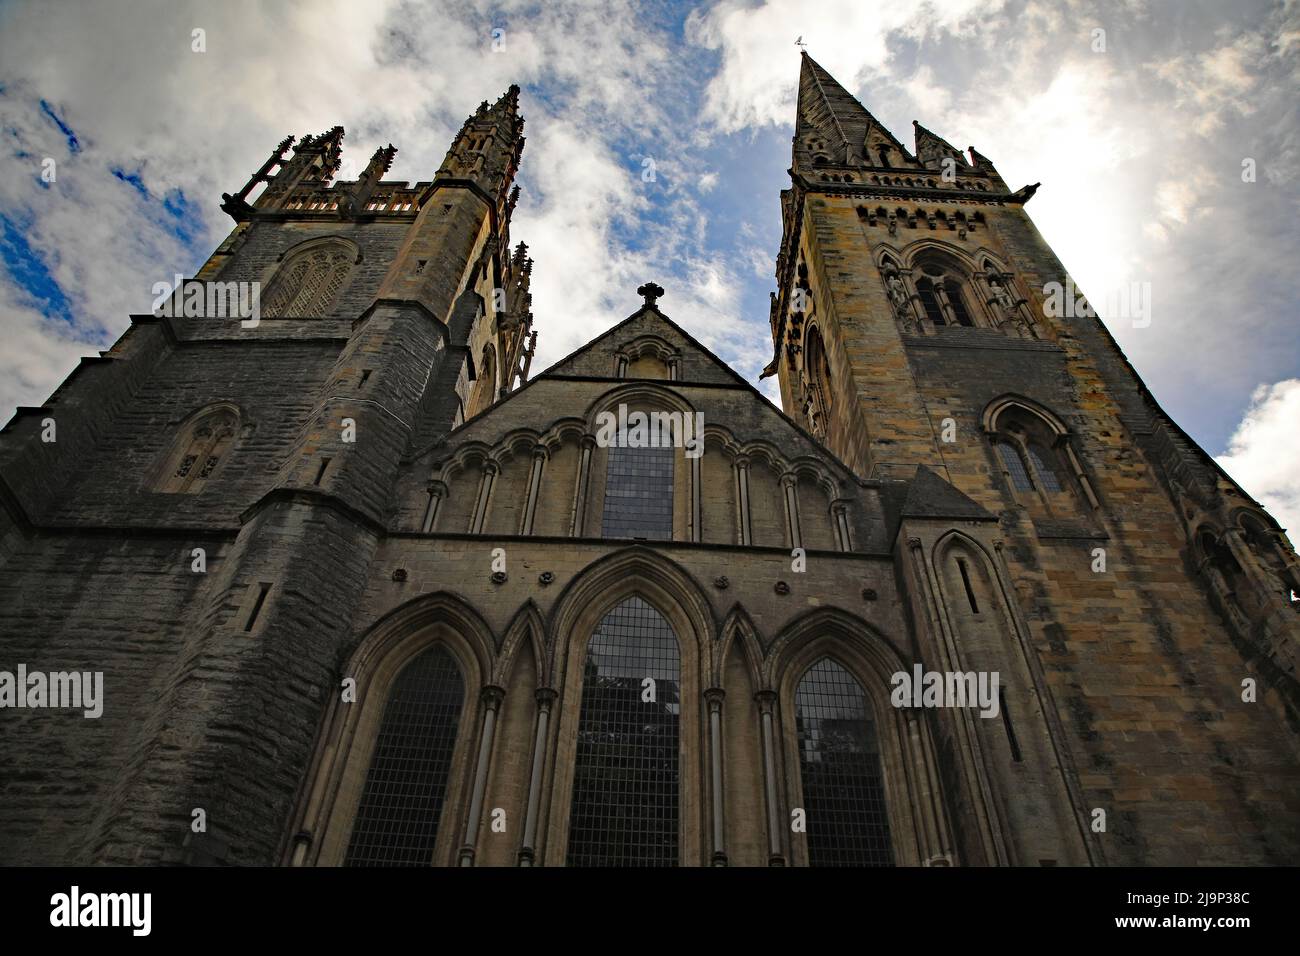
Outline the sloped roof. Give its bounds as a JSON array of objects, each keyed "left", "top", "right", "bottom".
[{"left": 901, "top": 465, "right": 996, "bottom": 521}]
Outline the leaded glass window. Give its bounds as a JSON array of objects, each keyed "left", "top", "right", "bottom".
[
  {"left": 567, "top": 596, "right": 681, "bottom": 866},
  {"left": 344, "top": 645, "right": 464, "bottom": 866},
  {"left": 916, "top": 278, "right": 945, "bottom": 325},
  {"left": 1026, "top": 443, "right": 1063, "bottom": 492},
  {"left": 795, "top": 658, "right": 893, "bottom": 867},
  {"left": 945, "top": 280, "right": 974, "bottom": 326},
  {"left": 996, "top": 441, "right": 1034, "bottom": 492},
  {"left": 262, "top": 243, "right": 354, "bottom": 318},
  {"left": 600, "top": 429, "right": 674, "bottom": 540}
]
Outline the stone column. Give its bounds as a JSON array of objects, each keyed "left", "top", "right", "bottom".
[
  {"left": 735, "top": 455, "right": 752, "bottom": 546},
  {"left": 705, "top": 688, "right": 727, "bottom": 866},
  {"left": 517, "top": 688, "right": 557, "bottom": 866},
  {"left": 521, "top": 447, "right": 547, "bottom": 535},
  {"left": 755, "top": 690, "right": 785, "bottom": 866},
  {"left": 831, "top": 500, "right": 851, "bottom": 551},
  {"left": 421, "top": 479, "right": 447, "bottom": 533},
  {"left": 571, "top": 436, "right": 596, "bottom": 536},
  {"left": 691, "top": 454, "right": 702, "bottom": 544},
  {"left": 782, "top": 473, "right": 802, "bottom": 551},
  {"left": 459, "top": 684, "right": 505, "bottom": 866},
  {"left": 470, "top": 461, "right": 498, "bottom": 534}
]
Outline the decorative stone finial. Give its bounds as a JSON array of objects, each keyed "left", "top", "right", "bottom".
[{"left": 637, "top": 282, "right": 665, "bottom": 308}]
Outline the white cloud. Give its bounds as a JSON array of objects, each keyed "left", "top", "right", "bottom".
[
  {"left": 0, "top": 282, "right": 100, "bottom": 420},
  {"left": 1216, "top": 379, "right": 1300, "bottom": 535},
  {"left": 0, "top": 0, "right": 1296, "bottom": 484},
  {"left": 0, "top": 0, "right": 760, "bottom": 421},
  {"left": 687, "top": 0, "right": 1002, "bottom": 134}
]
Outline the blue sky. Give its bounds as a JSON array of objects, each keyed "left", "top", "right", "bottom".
[{"left": 0, "top": 0, "right": 1297, "bottom": 524}]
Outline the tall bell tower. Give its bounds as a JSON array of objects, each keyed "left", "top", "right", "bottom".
[{"left": 767, "top": 52, "right": 1300, "bottom": 864}]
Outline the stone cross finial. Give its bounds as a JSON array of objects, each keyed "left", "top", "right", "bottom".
[{"left": 638, "top": 282, "right": 665, "bottom": 308}]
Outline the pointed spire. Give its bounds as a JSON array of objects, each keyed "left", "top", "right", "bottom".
[
  {"left": 222, "top": 134, "right": 296, "bottom": 218},
  {"left": 300, "top": 126, "right": 345, "bottom": 182},
  {"left": 912, "top": 120, "right": 968, "bottom": 171},
  {"left": 338, "top": 143, "right": 397, "bottom": 217},
  {"left": 795, "top": 52, "right": 909, "bottom": 170},
  {"left": 434, "top": 84, "right": 525, "bottom": 203}
]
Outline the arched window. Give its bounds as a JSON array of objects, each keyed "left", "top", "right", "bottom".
[
  {"left": 911, "top": 256, "right": 982, "bottom": 329},
  {"left": 986, "top": 400, "right": 1094, "bottom": 516},
  {"left": 915, "top": 278, "right": 945, "bottom": 325},
  {"left": 567, "top": 596, "right": 681, "bottom": 866},
  {"left": 794, "top": 658, "right": 893, "bottom": 866},
  {"left": 803, "top": 326, "right": 834, "bottom": 440},
  {"left": 262, "top": 240, "right": 355, "bottom": 318},
  {"left": 601, "top": 421, "right": 674, "bottom": 540},
  {"left": 344, "top": 645, "right": 464, "bottom": 866},
  {"left": 153, "top": 405, "right": 240, "bottom": 493}
]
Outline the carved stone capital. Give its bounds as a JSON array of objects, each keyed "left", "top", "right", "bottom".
[{"left": 534, "top": 687, "right": 558, "bottom": 709}]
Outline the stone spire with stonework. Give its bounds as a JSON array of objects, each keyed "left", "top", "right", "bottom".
[
  {"left": 435, "top": 84, "right": 526, "bottom": 210},
  {"left": 912, "top": 120, "right": 969, "bottom": 173},
  {"left": 793, "top": 51, "right": 912, "bottom": 173}
]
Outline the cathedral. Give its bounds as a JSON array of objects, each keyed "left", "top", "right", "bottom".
[{"left": 2, "top": 55, "right": 1298, "bottom": 867}]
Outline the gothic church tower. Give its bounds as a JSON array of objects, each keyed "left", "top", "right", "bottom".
[
  {"left": 769, "top": 53, "right": 1300, "bottom": 863},
  {"left": 0, "top": 87, "right": 534, "bottom": 865}
]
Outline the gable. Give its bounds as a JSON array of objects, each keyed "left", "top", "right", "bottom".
[{"left": 540, "top": 308, "right": 746, "bottom": 387}]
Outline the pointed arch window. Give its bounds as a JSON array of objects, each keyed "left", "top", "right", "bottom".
[
  {"left": 344, "top": 645, "right": 464, "bottom": 866},
  {"left": 795, "top": 658, "right": 893, "bottom": 866},
  {"left": 909, "top": 256, "right": 987, "bottom": 330},
  {"left": 153, "top": 405, "right": 240, "bottom": 493},
  {"left": 803, "top": 326, "right": 834, "bottom": 439},
  {"left": 567, "top": 596, "right": 681, "bottom": 866},
  {"left": 262, "top": 240, "right": 356, "bottom": 318},
  {"left": 986, "top": 400, "right": 1097, "bottom": 516}
]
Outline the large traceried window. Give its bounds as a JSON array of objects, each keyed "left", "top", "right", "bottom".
[
  {"left": 344, "top": 645, "right": 464, "bottom": 866},
  {"left": 795, "top": 658, "right": 894, "bottom": 867},
  {"left": 567, "top": 596, "right": 681, "bottom": 866},
  {"left": 600, "top": 425, "right": 674, "bottom": 540},
  {"left": 913, "top": 256, "right": 978, "bottom": 329},
  {"left": 262, "top": 240, "right": 355, "bottom": 318}
]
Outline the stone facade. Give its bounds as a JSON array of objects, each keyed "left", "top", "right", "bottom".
[{"left": 1, "top": 63, "right": 1298, "bottom": 867}]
